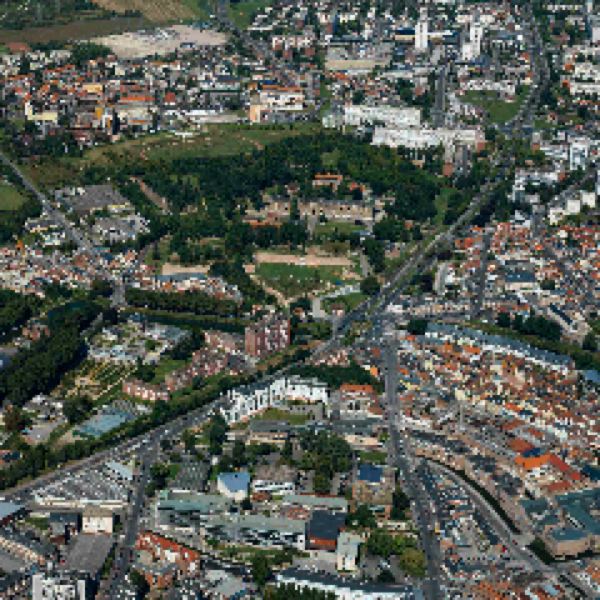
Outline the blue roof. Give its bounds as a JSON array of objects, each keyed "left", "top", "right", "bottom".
[
  {"left": 0, "top": 501, "right": 23, "bottom": 521},
  {"left": 218, "top": 471, "right": 250, "bottom": 494},
  {"left": 358, "top": 464, "right": 382, "bottom": 484},
  {"left": 584, "top": 370, "right": 600, "bottom": 384},
  {"left": 550, "top": 527, "right": 587, "bottom": 541},
  {"left": 582, "top": 464, "right": 600, "bottom": 482}
]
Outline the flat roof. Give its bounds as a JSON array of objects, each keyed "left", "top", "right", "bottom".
[{"left": 62, "top": 534, "right": 113, "bottom": 576}]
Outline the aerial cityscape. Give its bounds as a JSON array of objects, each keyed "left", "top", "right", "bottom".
[{"left": 0, "top": 0, "right": 597, "bottom": 598}]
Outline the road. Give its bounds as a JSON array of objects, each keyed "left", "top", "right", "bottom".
[
  {"left": 469, "top": 228, "right": 492, "bottom": 319},
  {"left": 103, "top": 440, "right": 158, "bottom": 598},
  {"left": 384, "top": 342, "right": 443, "bottom": 600}
]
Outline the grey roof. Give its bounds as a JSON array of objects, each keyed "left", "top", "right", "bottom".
[
  {"left": 62, "top": 534, "right": 113, "bottom": 577},
  {"left": 157, "top": 491, "right": 231, "bottom": 514},
  {"left": 282, "top": 494, "right": 348, "bottom": 512},
  {"left": 276, "top": 567, "right": 423, "bottom": 599},
  {"left": 207, "top": 513, "right": 306, "bottom": 534}
]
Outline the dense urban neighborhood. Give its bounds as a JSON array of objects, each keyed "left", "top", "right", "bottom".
[{"left": 0, "top": 0, "right": 597, "bottom": 598}]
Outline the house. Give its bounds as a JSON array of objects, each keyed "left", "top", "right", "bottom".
[
  {"left": 136, "top": 531, "right": 200, "bottom": 575},
  {"left": 217, "top": 471, "right": 250, "bottom": 502},
  {"left": 247, "top": 420, "right": 291, "bottom": 447},
  {"left": 122, "top": 379, "right": 170, "bottom": 403},
  {"left": 245, "top": 314, "right": 290, "bottom": 359},
  {"left": 339, "top": 384, "right": 379, "bottom": 420}
]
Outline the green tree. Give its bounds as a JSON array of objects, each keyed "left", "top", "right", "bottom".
[
  {"left": 347, "top": 504, "right": 376, "bottom": 528},
  {"left": 251, "top": 554, "right": 272, "bottom": 588},
  {"left": 63, "top": 395, "right": 93, "bottom": 425},
  {"left": 130, "top": 569, "right": 150, "bottom": 599},
  {"left": 3, "top": 405, "right": 30, "bottom": 433},
  {"left": 496, "top": 312, "right": 512, "bottom": 329},
  {"left": 398, "top": 547, "right": 426, "bottom": 577},
  {"left": 583, "top": 332, "right": 597, "bottom": 352},
  {"left": 360, "top": 275, "right": 381, "bottom": 296},
  {"left": 367, "top": 529, "right": 397, "bottom": 558},
  {"left": 406, "top": 319, "right": 428, "bottom": 336}
]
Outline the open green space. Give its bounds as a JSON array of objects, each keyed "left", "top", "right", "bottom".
[
  {"left": 462, "top": 89, "right": 528, "bottom": 124},
  {"left": 151, "top": 358, "right": 186, "bottom": 384},
  {"left": 0, "top": 182, "right": 25, "bottom": 211},
  {"left": 228, "top": 0, "right": 271, "bottom": 29},
  {"left": 255, "top": 262, "right": 346, "bottom": 298},
  {"left": 323, "top": 291, "right": 366, "bottom": 314},
  {"left": 0, "top": 16, "right": 149, "bottom": 45},
  {"left": 359, "top": 449, "right": 387, "bottom": 463},
  {"left": 22, "top": 123, "right": 320, "bottom": 191},
  {"left": 251, "top": 407, "right": 308, "bottom": 425},
  {"left": 314, "top": 220, "right": 363, "bottom": 239}
]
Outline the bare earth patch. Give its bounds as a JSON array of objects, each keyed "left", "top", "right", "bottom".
[
  {"left": 95, "top": 25, "right": 227, "bottom": 59},
  {"left": 254, "top": 251, "right": 353, "bottom": 268}
]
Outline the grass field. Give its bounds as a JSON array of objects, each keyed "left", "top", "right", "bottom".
[
  {"left": 0, "top": 15, "right": 148, "bottom": 44},
  {"left": 23, "top": 123, "right": 320, "bottom": 191},
  {"left": 151, "top": 358, "right": 186, "bottom": 384},
  {"left": 256, "top": 262, "right": 346, "bottom": 298},
  {"left": 252, "top": 407, "right": 308, "bottom": 425},
  {"left": 0, "top": 182, "right": 25, "bottom": 211},
  {"left": 359, "top": 449, "right": 387, "bottom": 464},
  {"left": 462, "top": 89, "right": 527, "bottom": 125},
  {"left": 93, "top": 0, "right": 209, "bottom": 22},
  {"left": 323, "top": 291, "right": 366, "bottom": 314},
  {"left": 314, "top": 220, "right": 363, "bottom": 239},
  {"left": 228, "top": 0, "right": 270, "bottom": 28}
]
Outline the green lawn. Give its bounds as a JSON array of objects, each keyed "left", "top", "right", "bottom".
[
  {"left": 252, "top": 407, "right": 308, "bottom": 425},
  {"left": 0, "top": 182, "right": 25, "bottom": 211},
  {"left": 151, "top": 358, "right": 186, "bottom": 384},
  {"left": 256, "top": 262, "right": 345, "bottom": 298},
  {"left": 228, "top": 0, "right": 271, "bottom": 28},
  {"left": 23, "top": 123, "right": 319, "bottom": 191},
  {"left": 323, "top": 292, "right": 366, "bottom": 314},
  {"left": 315, "top": 220, "right": 363, "bottom": 239},
  {"left": 359, "top": 449, "right": 387, "bottom": 464},
  {"left": 144, "top": 237, "right": 171, "bottom": 268},
  {"left": 462, "top": 89, "right": 528, "bottom": 124}
]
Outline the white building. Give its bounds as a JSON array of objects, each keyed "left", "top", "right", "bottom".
[
  {"left": 372, "top": 126, "right": 485, "bottom": 152},
  {"left": 343, "top": 105, "right": 421, "bottom": 129},
  {"left": 276, "top": 568, "right": 421, "bottom": 599},
  {"left": 221, "top": 376, "right": 329, "bottom": 424},
  {"left": 32, "top": 572, "right": 90, "bottom": 600},
  {"left": 82, "top": 506, "right": 114, "bottom": 534},
  {"left": 336, "top": 532, "right": 363, "bottom": 572},
  {"left": 415, "top": 8, "right": 429, "bottom": 52}
]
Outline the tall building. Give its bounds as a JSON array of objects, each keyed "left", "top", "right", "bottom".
[
  {"left": 415, "top": 7, "right": 429, "bottom": 53},
  {"left": 470, "top": 13, "right": 483, "bottom": 58},
  {"left": 462, "top": 12, "right": 483, "bottom": 60},
  {"left": 245, "top": 314, "right": 291, "bottom": 359}
]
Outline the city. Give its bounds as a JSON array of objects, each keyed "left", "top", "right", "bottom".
[{"left": 0, "top": 0, "right": 597, "bottom": 598}]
